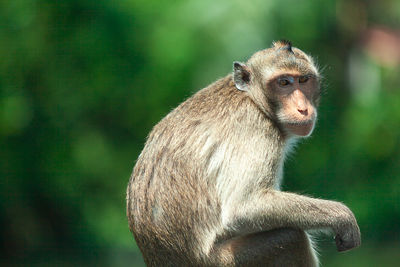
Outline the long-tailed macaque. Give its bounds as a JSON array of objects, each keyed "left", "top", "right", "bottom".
[{"left": 126, "top": 41, "right": 361, "bottom": 266}]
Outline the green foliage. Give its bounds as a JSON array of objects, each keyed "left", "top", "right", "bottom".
[{"left": 0, "top": 0, "right": 399, "bottom": 265}]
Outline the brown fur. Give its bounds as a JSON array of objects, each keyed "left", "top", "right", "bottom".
[{"left": 126, "top": 42, "right": 360, "bottom": 266}]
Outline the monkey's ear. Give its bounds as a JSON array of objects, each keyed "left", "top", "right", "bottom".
[{"left": 233, "top": 61, "right": 251, "bottom": 91}]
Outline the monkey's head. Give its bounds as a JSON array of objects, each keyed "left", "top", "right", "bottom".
[{"left": 233, "top": 40, "right": 321, "bottom": 138}]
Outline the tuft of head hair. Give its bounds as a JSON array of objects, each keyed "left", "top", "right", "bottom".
[{"left": 273, "top": 40, "right": 293, "bottom": 53}]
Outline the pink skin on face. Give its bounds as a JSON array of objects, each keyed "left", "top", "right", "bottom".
[{"left": 273, "top": 73, "right": 319, "bottom": 137}]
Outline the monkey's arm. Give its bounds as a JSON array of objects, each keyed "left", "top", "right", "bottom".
[{"left": 222, "top": 190, "right": 361, "bottom": 252}]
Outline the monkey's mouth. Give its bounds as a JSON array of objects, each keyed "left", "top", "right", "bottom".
[{"left": 285, "top": 121, "right": 315, "bottom": 137}]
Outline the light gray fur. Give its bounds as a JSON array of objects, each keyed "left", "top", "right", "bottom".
[{"left": 126, "top": 41, "right": 360, "bottom": 267}]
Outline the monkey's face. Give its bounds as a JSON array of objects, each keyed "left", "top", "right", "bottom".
[
  {"left": 270, "top": 71, "right": 320, "bottom": 137},
  {"left": 233, "top": 42, "right": 321, "bottom": 138}
]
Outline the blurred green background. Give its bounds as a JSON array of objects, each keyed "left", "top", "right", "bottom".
[{"left": 1, "top": 0, "right": 399, "bottom": 266}]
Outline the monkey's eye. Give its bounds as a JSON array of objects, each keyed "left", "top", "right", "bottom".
[
  {"left": 278, "top": 78, "right": 290, "bottom": 87},
  {"left": 299, "top": 75, "right": 309, "bottom": 83}
]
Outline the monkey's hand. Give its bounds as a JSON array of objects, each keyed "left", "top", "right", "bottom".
[{"left": 333, "top": 204, "right": 361, "bottom": 252}]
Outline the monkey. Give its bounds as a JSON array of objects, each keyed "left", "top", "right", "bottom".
[{"left": 126, "top": 40, "right": 361, "bottom": 267}]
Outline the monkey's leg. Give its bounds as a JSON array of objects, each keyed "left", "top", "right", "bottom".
[
  {"left": 209, "top": 228, "right": 317, "bottom": 267},
  {"left": 222, "top": 190, "right": 360, "bottom": 252}
]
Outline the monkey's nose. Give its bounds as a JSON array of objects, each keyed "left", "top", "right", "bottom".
[{"left": 297, "top": 109, "right": 308, "bottom": 116}]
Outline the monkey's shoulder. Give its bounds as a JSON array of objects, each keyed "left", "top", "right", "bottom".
[
  {"left": 169, "top": 74, "right": 255, "bottom": 123},
  {"left": 143, "top": 73, "right": 269, "bottom": 155}
]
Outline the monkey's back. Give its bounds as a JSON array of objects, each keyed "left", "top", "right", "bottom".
[{"left": 127, "top": 75, "right": 249, "bottom": 266}]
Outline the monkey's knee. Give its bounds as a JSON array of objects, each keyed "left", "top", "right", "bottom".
[
  {"left": 270, "top": 228, "right": 317, "bottom": 267},
  {"left": 276, "top": 228, "right": 309, "bottom": 247},
  {"left": 210, "top": 229, "right": 317, "bottom": 267}
]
